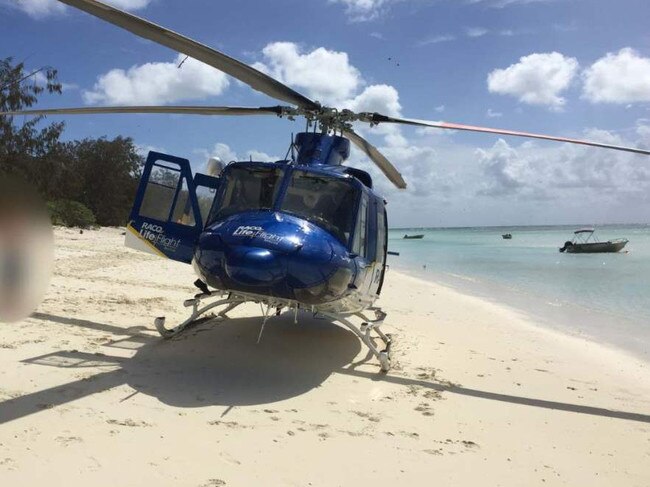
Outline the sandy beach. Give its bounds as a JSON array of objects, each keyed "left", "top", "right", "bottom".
[{"left": 1, "top": 226, "right": 649, "bottom": 486}]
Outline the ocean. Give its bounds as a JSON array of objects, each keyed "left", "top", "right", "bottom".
[{"left": 387, "top": 224, "right": 650, "bottom": 361}]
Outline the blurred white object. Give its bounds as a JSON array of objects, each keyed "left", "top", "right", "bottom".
[{"left": 0, "top": 175, "right": 54, "bottom": 323}]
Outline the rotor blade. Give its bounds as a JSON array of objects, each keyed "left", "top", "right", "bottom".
[
  {"left": 370, "top": 114, "right": 650, "bottom": 156},
  {"left": 344, "top": 129, "right": 407, "bottom": 189},
  {"left": 0, "top": 105, "right": 287, "bottom": 117},
  {"left": 58, "top": 0, "right": 318, "bottom": 110}
]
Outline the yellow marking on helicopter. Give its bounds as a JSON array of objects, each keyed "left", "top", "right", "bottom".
[{"left": 126, "top": 222, "right": 169, "bottom": 259}]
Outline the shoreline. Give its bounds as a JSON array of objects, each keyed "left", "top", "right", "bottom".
[
  {"left": 389, "top": 259, "right": 650, "bottom": 364},
  {"left": 1, "top": 226, "right": 649, "bottom": 486},
  {"left": 388, "top": 267, "right": 650, "bottom": 370}
]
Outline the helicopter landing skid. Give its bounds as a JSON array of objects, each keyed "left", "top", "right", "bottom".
[
  {"left": 154, "top": 294, "right": 246, "bottom": 338},
  {"left": 321, "top": 307, "right": 393, "bottom": 372}
]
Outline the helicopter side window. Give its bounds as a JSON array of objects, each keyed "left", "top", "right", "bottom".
[
  {"left": 280, "top": 171, "right": 357, "bottom": 246},
  {"left": 140, "top": 163, "right": 196, "bottom": 226},
  {"left": 171, "top": 178, "right": 196, "bottom": 226},
  {"left": 214, "top": 166, "right": 283, "bottom": 220},
  {"left": 352, "top": 193, "right": 369, "bottom": 258},
  {"left": 195, "top": 185, "right": 217, "bottom": 226}
]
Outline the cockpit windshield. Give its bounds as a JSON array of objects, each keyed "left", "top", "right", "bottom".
[
  {"left": 212, "top": 166, "right": 283, "bottom": 220},
  {"left": 280, "top": 170, "right": 358, "bottom": 245}
]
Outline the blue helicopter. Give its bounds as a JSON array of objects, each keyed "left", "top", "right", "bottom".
[{"left": 5, "top": 0, "right": 650, "bottom": 371}]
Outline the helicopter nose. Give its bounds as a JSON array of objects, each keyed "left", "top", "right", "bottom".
[{"left": 224, "top": 246, "right": 284, "bottom": 286}]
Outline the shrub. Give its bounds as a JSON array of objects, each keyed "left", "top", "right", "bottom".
[{"left": 48, "top": 200, "right": 97, "bottom": 228}]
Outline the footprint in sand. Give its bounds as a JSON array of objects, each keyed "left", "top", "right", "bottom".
[
  {"left": 415, "top": 403, "right": 434, "bottom": 417},
  {"left": 201, "top": 479, "right": 226, "bottom": 486},
  {"left": 55, "top": 436, "right": 83, "bottom": 446},
  {"left": 351, "top": 410, "right": 381, "bottom": 423},
  {"left": 207, "top": 420, "right": 248, "bottom": 429},
  {"left": 423, "top": 448, "right": 443, "bottom": 455},
  {"left": 0, "top": 457, "right": 16, "bottom": 470},
  {"left": 106, "top": 419, "right": 152, "bottom": 427}
]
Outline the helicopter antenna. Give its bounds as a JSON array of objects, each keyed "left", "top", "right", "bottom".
[
  {"left": 283, "top": 133, "right": 297, "bottom": 162},
  {"left": 177, "top": 55, "right": 189, "bottom": 68}
]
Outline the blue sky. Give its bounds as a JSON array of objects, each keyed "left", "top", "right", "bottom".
[{"left": 2, "top": 0, "right": 650, "bottom": 227}]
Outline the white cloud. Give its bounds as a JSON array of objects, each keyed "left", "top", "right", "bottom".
[
  {"left": 83, "top": 54, "right": 229, "bottom": 105},
  {"left": 196, "top": 143, "right": 279, "bottom": 167},
  {"left": 486, "top": 108, "right": 503, "bottom": 118},
  {"left": 416, "top": 35, "right": 456, "bottom": 47},
  {"left": 636, "top": 120, "right": 650, "bottom": 142},
  {"left": 582, "top": 48, "right": 650, "bottom": 104},
  {"left": 328, "top": 0, "right": 391, "bottom": 21},
  {"left": 466, "top": 27, "right": 489, "bottom": 38},
  {"left": 347, "top": 121, "right": 650, "bottom": 226},
  {"left": 6, "top": 0, "right": 152, "bottom": 18},
  {"left": 476, "top": 128, "right": 650, "bottom": 200},
  {"left": 253, "top": 41, "right": 402, "bottom": 119},
  {"left": 477, "top": 139, "right": 530, "bottom": 196},
  {"left": 435, "top": 105, "right": 445, "bottom": 113},
  {"left": 345, "top": 84, "right": 402, "bottom": 116},
  {"left": 4, "top": 0, "right": 65, "bottom": 17},
  {"left": 253, "top": 42, "right": 362, "bottom": 106},
  {"left": 487, "top": 52, "right": 579, "bottom": 110}
]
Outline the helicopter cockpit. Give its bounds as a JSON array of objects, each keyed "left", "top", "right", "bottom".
[{"left": 208, "top": 164, "right": 359, "bottom": 247}]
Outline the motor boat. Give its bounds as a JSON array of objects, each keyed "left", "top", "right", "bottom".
[{"left": 559, "top": 228, "right": 628, "bottom": 253}]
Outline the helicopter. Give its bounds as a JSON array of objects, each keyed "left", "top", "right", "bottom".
[{"left": 3, "top": 0, "right": 650, "bottom": 372}]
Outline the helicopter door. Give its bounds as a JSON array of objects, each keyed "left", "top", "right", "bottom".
[
  {"left": 353, "top": 196, "right": 387, "bottom": 299},
  {"left": 352, "top": 193, "right": 376, "bottom": 299},
  {"left": 364, "top": 198, "right": 384, "bottom": 297},
  {"left": 374, "top": 202, "right": 388, "bottom": 295},
  {"left": 126, "top": 151, "right": 203, "bottom": 264}
]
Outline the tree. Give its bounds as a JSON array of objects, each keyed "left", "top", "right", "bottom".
[
  {"left": 0, "top": 58, "right": 64, "bottom": 174},
  {"left": 0, "top": 58, "right": 144, "bottom": 226},
  {"left": 65, "top": 137, "right": 143, "bottom": 226}
]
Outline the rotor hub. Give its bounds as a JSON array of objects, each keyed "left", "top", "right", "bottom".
[{"left": 277, "top": 106, "right": 379, "bottom": 134}]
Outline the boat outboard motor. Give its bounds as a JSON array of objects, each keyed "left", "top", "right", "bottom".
[{"left": 559, "top": 241, "right": 573, "bottom": 253}]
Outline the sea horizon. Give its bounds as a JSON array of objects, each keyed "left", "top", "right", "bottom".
[{"left": 391, "top": 222, "right": 650, "bottom": 231}]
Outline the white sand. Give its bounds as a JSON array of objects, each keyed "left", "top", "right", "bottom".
[{"left": 1, "top": 226, "right": 649, "bottom": 486}]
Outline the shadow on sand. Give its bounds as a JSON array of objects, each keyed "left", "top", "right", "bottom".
[
  {"left": 0, "top": 312, "right": 361, "bottom": 423},
  {"left": 2, "top": 311, "right": 650, "bottom": 425}
]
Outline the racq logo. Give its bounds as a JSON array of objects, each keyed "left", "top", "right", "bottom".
[
  {"left": 233, "top": 225, "right": 283, "bottom": 244},
  {"left": 140, "top": 222, "right": 181, "bottom": 250}
]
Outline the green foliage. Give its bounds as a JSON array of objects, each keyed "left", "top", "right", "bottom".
[
  {"left": 0, "top": 57, "right": 145, "bottom": 226},
  {"left": 48, "top": 200, "right": 97, "bottom": 228},
  {"left": 0, "top": 58, "right": 63, "bottom": 161}
]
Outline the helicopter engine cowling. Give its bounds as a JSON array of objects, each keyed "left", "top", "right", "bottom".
[{"left": 193, "top": 211, "right": 356, "bottom": 305}]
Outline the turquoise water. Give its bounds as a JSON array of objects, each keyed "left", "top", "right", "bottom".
[{"left": 387, "top": 225, "right": 650, "bottom": 360}]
